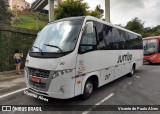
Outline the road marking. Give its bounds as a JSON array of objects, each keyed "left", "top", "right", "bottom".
[
  {"left": 134, "top": 75, "right": 140, "bottom": 79},
  {"left": 136, "top": 76, "right": 140, "bottom": 79},
  {"left": 123, "top": 85, "right": 127, "bottom": 89},
  {"left": 0, "top": 88, "right": 27, "bottom": 99},
  {"left": 127, "top": 81, "right": 132, "bottom": 85},
  {"left": 82, "top": 93, "right": 114, "bottom": 114}
]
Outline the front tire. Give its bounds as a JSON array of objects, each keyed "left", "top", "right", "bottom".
[{"left": 81, "top": 80, "right": 93, "bottom": 100}]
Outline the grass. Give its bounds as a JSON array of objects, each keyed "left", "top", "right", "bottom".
[{"left": 12, "top": 12, "right": 49, "bottom": 30}]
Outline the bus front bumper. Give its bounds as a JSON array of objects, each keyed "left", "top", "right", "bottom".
[{"left": 27, "top": 86, "right": 75, "bottom": 99}]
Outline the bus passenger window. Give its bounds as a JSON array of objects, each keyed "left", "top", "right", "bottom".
[{"left": 79, "top": 28, "right": 97, "bottom": 53}]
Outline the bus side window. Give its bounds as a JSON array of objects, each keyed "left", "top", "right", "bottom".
[{"left": 79, "top": 27, "right": 97, "bottom": 53}]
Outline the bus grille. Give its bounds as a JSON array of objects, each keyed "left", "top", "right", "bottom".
[
  {"left": 28, "top": 68, "right": 50, "bottom": 78},
  {"left": 29, "top": 80, "right": 46, "bottom": 89}
]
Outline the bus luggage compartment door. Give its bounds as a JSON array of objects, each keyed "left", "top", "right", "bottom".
[{"left": 114, "top": 64, "right": 122, "bottom": 79}]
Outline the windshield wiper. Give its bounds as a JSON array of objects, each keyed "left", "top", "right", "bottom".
[
  {"left": 44, "top": 44, "right": 64, "bottom": 54},
  {"left": 32, "top": 46, "right": 43, "bottom": 55}
]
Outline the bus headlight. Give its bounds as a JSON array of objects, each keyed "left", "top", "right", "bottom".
[
  {"left": 52, "top": 71, "right": 60, "bottom": 79},
  {"left": 52, "top": 69, "right": 73, "bottom": 79}
]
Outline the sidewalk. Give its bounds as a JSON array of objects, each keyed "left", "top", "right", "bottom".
[{"left": 0, "top": 71, "right": 26, "bottom": 96}]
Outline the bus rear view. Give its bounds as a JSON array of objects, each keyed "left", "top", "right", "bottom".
[{"left": 143, "top": 36, "right": 160, "bottom": 64}]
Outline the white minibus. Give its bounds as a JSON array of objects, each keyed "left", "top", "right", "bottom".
[{"left": 25, "top": 16, "right": 143, "bottom": 99}]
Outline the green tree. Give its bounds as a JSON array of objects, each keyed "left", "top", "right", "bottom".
[
  {"left": 54, "top": 0, "right": 88, "bottom": 20},
  {"left": 88, "top": 10, "right": 101, "bottom": 18},
  {"left": 88, "top": 5, "right": 104, "bottom": 18},
  {"left": 0, "top": 0, "right": 12, "bottom": 24},
  {"left": 143, "top": 25, "right": 160, "bottom": 37},
  {"left": 95, "top": 5, "right": 104, "bottom": 18},
  {"left": 126, "top": 17, "right": 144, "bottom": 35}
]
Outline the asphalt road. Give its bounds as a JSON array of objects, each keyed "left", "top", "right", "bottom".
[{"left": 0, "top": 64, "right": 160, "bottom": 114}]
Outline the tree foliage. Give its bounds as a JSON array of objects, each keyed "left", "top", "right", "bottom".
[
  {"left": 88, "top": 5, "right": 104, "bottom": 18},
  {"left": 54, "top": 0, "right": 104, "bottom": 20},
  {"left": 88, "top": 10, "right": 101, "bottom": 18},
  {"left": 143, "top": 25, "right": 160, "bottom": 37},
  {"left": 125, "top": 17, "right": 160, "bottom": 37},
  {"left": 54, "top": 0, "right": 88, "bottom": 20},
  {"left": 0, "top": 0, "right": 12, "bottom": 24},
  {"left": 125, "top": 17, "right": 144, "bottom": 35}
]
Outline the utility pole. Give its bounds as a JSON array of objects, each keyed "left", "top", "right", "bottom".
[
  {"left": 48, "top": 0, "right": 54, "bottom": 22},
  {"left": 105, "top": 0, "right": 110, "bottom": 22},
  {"left": 36, "top": 12, "right": 40, "bottom": 30},
  {"left": 15, "top": 0, "right": 18, "bottom": 19}
]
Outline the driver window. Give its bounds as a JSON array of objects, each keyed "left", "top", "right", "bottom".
[{"left": 79, "top": 27, "right": 97, "bottom": 53}]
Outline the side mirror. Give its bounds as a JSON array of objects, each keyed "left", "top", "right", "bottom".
[{"left": 84, "top": 22, "right": 93, "bottom": 35}]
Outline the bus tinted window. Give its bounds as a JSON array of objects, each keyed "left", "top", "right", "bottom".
[
  {"left": 96, "top": 23, "right": 106, "bottom": 49},
  {"left": 96, "top": 22, "right": 142, "bottom": 50},
  {"left": 126, "top": 33, "right": 143, "bottom": 49},
  {"left": 104, "top": 25, "right": 113, "bottom": 50}
]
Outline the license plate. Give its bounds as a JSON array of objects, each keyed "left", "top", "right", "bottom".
[{"left": 31, "top": 77, "right": 41, "bottom": 83}]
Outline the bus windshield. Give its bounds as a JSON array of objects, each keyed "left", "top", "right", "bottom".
[
  {"left": 143, "top": 39, "right": 158, "bottom": 56},
  {"left": 31, "top": 20, "right": 82, "bottom": 53}
]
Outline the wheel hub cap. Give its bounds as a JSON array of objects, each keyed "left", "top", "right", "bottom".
[{"left": 86, "top": 83, "right": 93, "bottom": 94}]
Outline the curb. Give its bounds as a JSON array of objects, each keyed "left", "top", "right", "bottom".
[{"left": 0, "top": 69, "right": 24, "bottom": 75}]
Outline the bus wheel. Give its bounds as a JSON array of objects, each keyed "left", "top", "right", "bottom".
[
  {"left": 81, "top": 80, "right": 93, "bottom": 100},
  {"left": 129, "top": 64, "right": 135, "bottom": 76}
]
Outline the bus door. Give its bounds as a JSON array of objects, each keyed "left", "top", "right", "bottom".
[{"left": 75, "top": 21, "right": 98, "bottom": 96}]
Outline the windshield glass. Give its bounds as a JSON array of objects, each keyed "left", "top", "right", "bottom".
[
  {"left": 31, "top": 20, "right": 82, "bottom": 53},
  {"left": 143, "top": 39, "right": 158, "bottom": 55}
]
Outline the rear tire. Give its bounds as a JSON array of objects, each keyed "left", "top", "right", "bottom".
[
  {"left": 129, "top": 64, "right": 135, "bottom": 77},
  {"left": 81, "top": 80, "right": 93, "bottom": 100}
]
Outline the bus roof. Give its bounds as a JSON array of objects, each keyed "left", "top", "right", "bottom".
[
  {"left": 49, "top": 16, "right": 141, "bottom": 36},
  {"left": 49, "top": 16, "right": 85, "bottom": 24}
]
